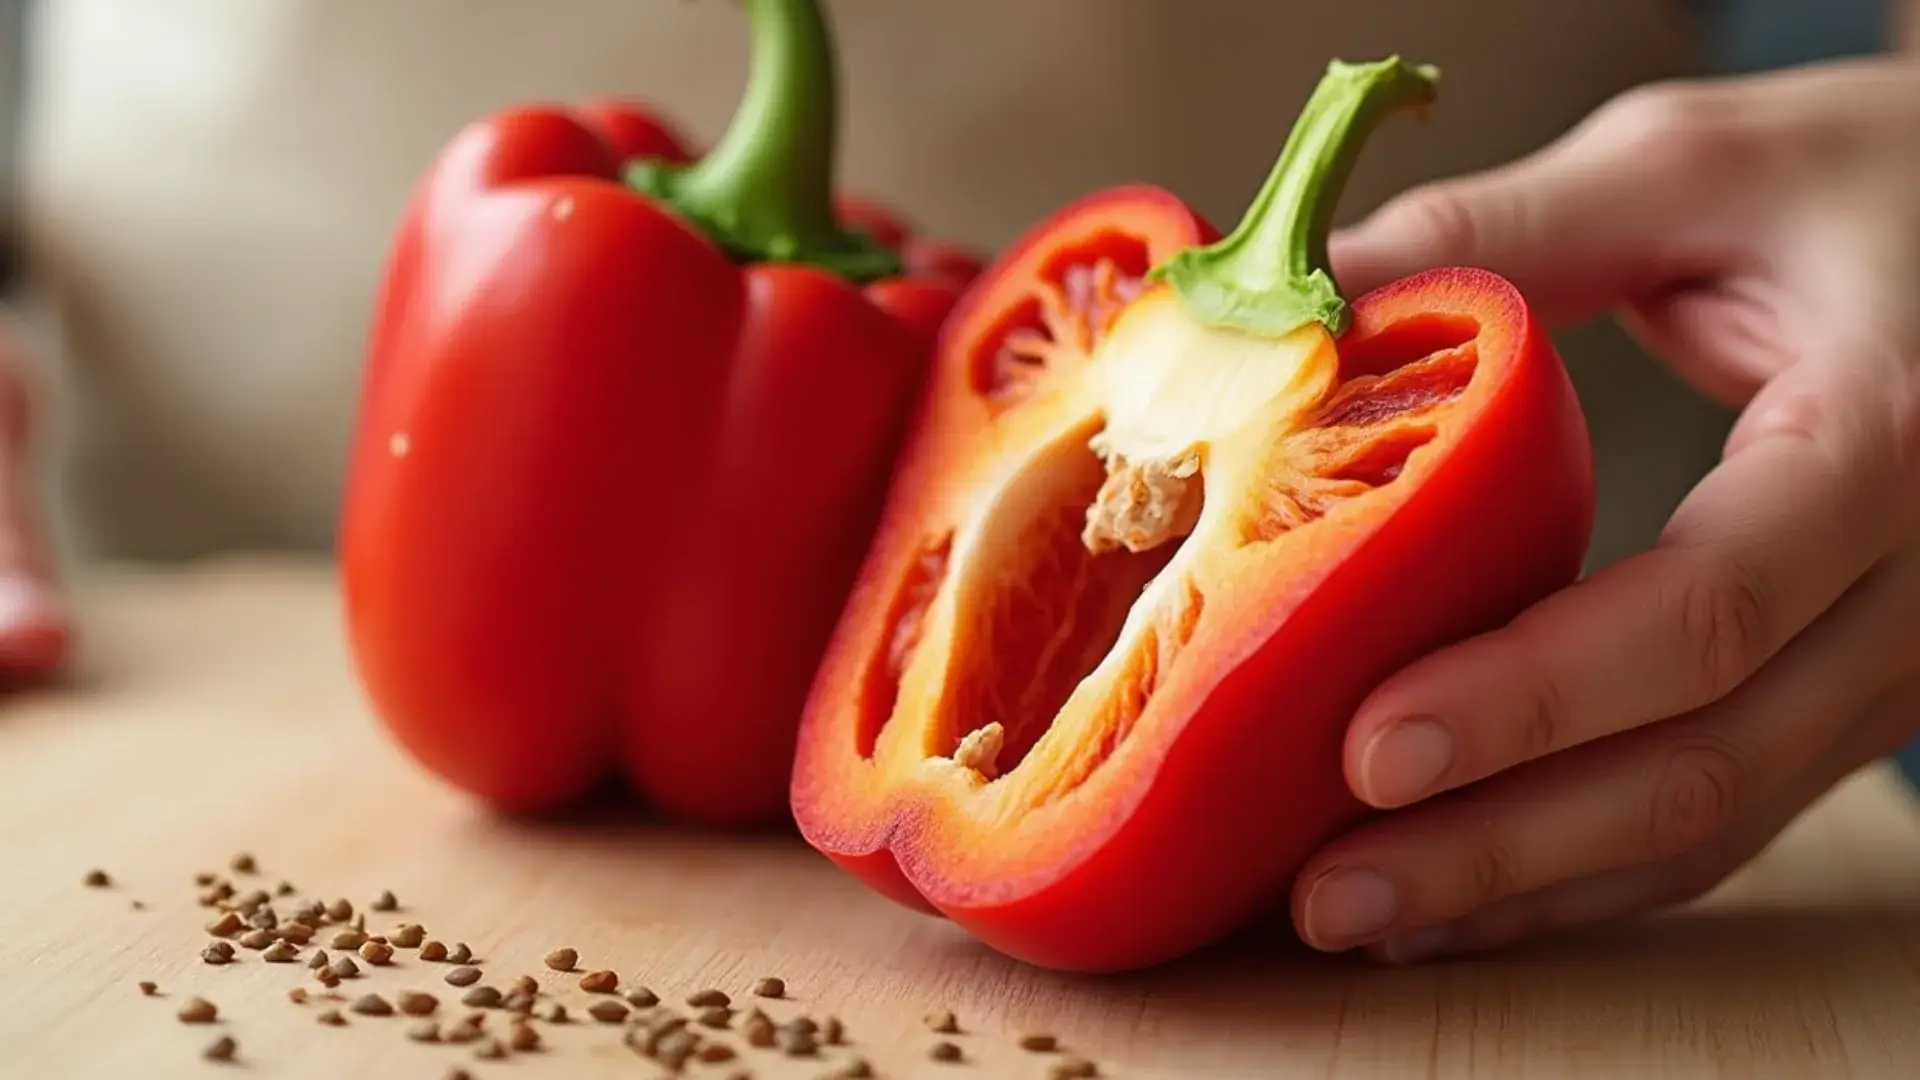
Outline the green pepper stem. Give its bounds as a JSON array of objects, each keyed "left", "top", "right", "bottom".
[
  {"left": 1150, "top": 57, "right": 1439, "bottom": 339},
  {"left": 627, "top": 0, "right": 900, "bottom": 282}
]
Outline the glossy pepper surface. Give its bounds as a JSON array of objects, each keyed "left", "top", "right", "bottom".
[
  {"left": 790, "top": 59, "right": 1596, "bottom": 971},
  {"left": 340, "top": 0, "right": 978, "bottom": 825}
]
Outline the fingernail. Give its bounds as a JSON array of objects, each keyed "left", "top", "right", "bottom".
[
  {"left": 1361, "top": 717, "right": 1455, "bottom": 806},
  {"left": 1301, "top": 868, "right": 1398, "bottom": 950},
  {"left": 1379, "top": 923, "right": 1456, "bottom": 966}
]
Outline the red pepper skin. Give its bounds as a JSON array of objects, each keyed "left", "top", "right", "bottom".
[
  {"left": 788, "top": 176, "right": 1595, "bottom": 970},
  {"left": 340, "top": 99, "right": 972, "bottom": 825}
]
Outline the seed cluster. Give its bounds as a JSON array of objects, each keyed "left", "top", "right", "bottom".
[{"left": 105, "top": 854, "right": 1113, "bottom": 1076}]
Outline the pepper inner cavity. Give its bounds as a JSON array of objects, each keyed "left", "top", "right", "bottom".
[{"left": 936, "top": 420, "right": 1190, "bottom": 781}]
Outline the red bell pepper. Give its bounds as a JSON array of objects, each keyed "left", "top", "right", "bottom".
[
  {"left": 339, "top": 0, "right": 977, "bottom": 825},
  {"left": 790, "top": 58, "right": 1596, "bottom": 971}
]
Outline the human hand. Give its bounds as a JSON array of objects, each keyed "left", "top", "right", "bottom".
[
  {"left": 0, "top": 324, "right": 67, "bottom": 683},
  {"left": 1290, "top": 57, "right": 1920, "bottom": 963}
]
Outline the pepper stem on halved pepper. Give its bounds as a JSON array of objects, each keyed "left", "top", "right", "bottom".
[
  {"left": 1151, "top": 58, "right": 1440, "bottom": 339},
  {"left": 627, "top": 0, "right": 901, "bottom": 281}
]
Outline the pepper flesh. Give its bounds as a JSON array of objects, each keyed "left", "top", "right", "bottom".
[
  {"left": 790, "top": 59, "right": 1595, "bottom": 971},
  {"left": 340, "top": 0, "right": 976, "bottom": 825}
]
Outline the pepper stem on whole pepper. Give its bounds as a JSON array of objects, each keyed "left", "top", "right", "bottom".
[
  {"left": 627, "top": 0, "right": 902, "bottom": 282},
  {"left": 1151, "top": 57, "right": 1440, "bottom": 339}
]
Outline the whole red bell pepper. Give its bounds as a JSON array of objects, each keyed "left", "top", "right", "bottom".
[
  {"left": 340, "top": 0, "right": 978, "bottom": 825},
  {"left": 790, "top": 58, "right": 1596, "bottom": 971}
]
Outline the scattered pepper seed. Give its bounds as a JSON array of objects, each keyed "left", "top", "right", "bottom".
[
  {"left": 444, "top": 1070, "right": 474, "bottom": 1080},
  {"left": 129, "top": 899, "right": 146, "bottom": 910},
  {"left": 657, "top": 1030, "right": 701, "bottom": 1068},
  {"left": 586, "top": 999, "right": 629, "bottom": 1023},
  {"left": 350, "top": 993, "right": 393, "bottom": 1017},
  {"left": 370, "top": 889, "right": 398, "bottom": 912},
  {"left": 687, "top": 988, "right": 730, "bottom": 1008},
  {"left": 777, "top": 1025, "right": 818, "bottom": 1057},
  {"left": 742, "top": 1014, "right": 777, "bottom": 1048},
  {"left": 359, "top": 940, "right": 394, "bottom": 965},
  {"left": 509, "top": 1020, "right": 541, "bottom": 1052},
  {"left": 203, "top": 1035, "right": 238, "bottom": 1062},
  {"left": 275, "top": 879, "right": 295, "bottom": 896},
  {"left": 931, "top": 1041, "right": 964, "bottom": 1063},
  {"left": 926, "top": 1009, "right": 960, "bottom": 1034},
  {"left": 277, "top": 923, "right": 315, "bottom": 944},
  {"left": 445, "top": 966, "right": 482, "bottom": 988},
  {"left": 235, "top": 889, "right": 271, "bottom": 914},
  {"left": 419, "top": 940, "right": 448, "bottom": 962},
  {"left": 367, "top": 934, "right": 388, "bottom": 945},
  {"left": 511, "top": 974, "right": 538, "bottom": 996},
  {"left": 697, "top": 1006, "right": 732, "bottom": 1029},
  {"left": 83, "top": 868, "right": 111, "bottom": 888},
  {"left": 247, "top": 907, "right": 278, "bottom": 930},
  {"left": 542, "top": 1002, "right": 568, "bottom": 1024},
  {"left": 1048, "top": 1057, "right": 1099, "bottom": 1079},
  {"left": 833, "top": 1059, "right": 876, "bottom": 1079},
  {"left": 461, "top": 986, "right": 503, "bottom": 1009},
  {"left": 785, "top": 1017, "right": 819, "bottom": 1036},
  {"left": 823, "top": 1016, "right": 845, "bottom": 1045},
  {"left": 305, "top": 948, "right": 329, "bottom": 970},
  {"left": 325, "top": 898, "right": 352, "bottom": 922},
  {"left": 238, "top": 928, "right": 273, "bottom": 950},
  {"left": 317, "top": 1009, "right": 346, "bottom": 1027},
  {"left": 580, "top": 969, "right": 618, "bottom": 994},
  {"left": 503, "top": 990, "right": 536, "bottom": 1014},
  {"left": 752, "top": 976, "right": 785, "bottom": 998},
  {"left": 206, "top": 912, "right": 244, "bottom": 936},
  {"left": 351, "top": 912, "right": 366, "bottom": 930},
  {"left": 625, "top": 986, "right": 659, "bottom": 1008},
  {"left": 138, "top": 980, "right": 158, "bottom": 996},
  {"left": 194, "top": 872, "right": 217, "bottom": 886},
  {"left": 177, "top": 997, "right": 218, "bottom": 1023},
  {"left": 474, "top": 1037, "right": 507, "bottom": 1061},
  {"left": 330, "top": 929, "right": 367, "bottom": 949},
  {"left": 315, "top": 966, "right": 341, "bottom": 989},
  {"left": 408, "top": 1021, "right": 441, "bottom": 1043},
  {"left": 444, "top": 942, "right": 472, "bottom": 964},
  {"left": 443, "top": 1018, "right": 483, "bottom": 1044},
  {"left": 1019, "top": 1033, "right": 1060, "bottom": 1053},
  {"left": 200, "top": 942, "right": 235, "bottom": 965},
  {"left": 391, "top": 923, "right": 426, "bottom": 948},
  {"left": 396, "top": 990, "right": 438, "bottom": 1016},
  {"left": 699, "top": 1042, "right": 737, "bottom": 1063},
  {"left": 263, "top": 940, "right": 299, "bottom": 963},
  {"left": 287, "top": 987, "right": 309, "bottom": 1004},
  {"left": 543, "top": 947, "right": 577, "bottom": 972},
  {"left": 230, "top": 853, "right": 256, "bottom": 874},
  {"left": 330, "top": 955, "right": 360, "bottom": 979}
]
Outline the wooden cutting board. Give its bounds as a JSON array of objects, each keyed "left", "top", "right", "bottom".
[{"left": 2, "top": 555, "right": 1918, "bottom": 1080}]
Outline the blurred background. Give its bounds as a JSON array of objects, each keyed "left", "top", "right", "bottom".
[{"left": 0, "top": 0, "right": 1898, "bottom": 577}]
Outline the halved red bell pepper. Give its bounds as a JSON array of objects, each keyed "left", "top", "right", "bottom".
[
  {"left": 790, "top": 59, "right": 1596, "bottom": 971},
  {"left": 339, "top": 0, "right": 977, "bottom": 825}
]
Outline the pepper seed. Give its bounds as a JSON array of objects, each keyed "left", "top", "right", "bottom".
[
  {"left": 359, "top": 940, "right": 395, "bottom": 965},
  {"left": 82, "top": 868, "right": 111, "bottom": 888},
  {"left": 419, "top": 940, "right": 448, "bottom": 962},
  {"left": 543, "top": 1002, "right": 568, "bottom": 1023},
  {"left": 230, "top": 853, "right": 256, "bottom": 874},
  {"left": 317, "top": 1009, "right": 346, "bottom": 1027},
  {"left": 697, "top": 1006, "right": 731, "bottom": 1029},
  {"left": 838, "top": 1058, "right": 876, "bottom": 1079},
  {"left": 325, "top": 898, "right": 352, "bottom": 922},
  {"left": 931, "top": 1041, "right": 964, "bottom": 1063},
  {"left": 445, "top": 966, "right": 482, "bottom": 988},
  {"left": 509, "top": 1020, "right": 541, "bottom": 1052},
  {"left": 687, "top": 988, "right": 730, "bottom": 1008},
  {"left": 203, "top": 1035, "right": 238, "bottom": 1062},
  {"left": 288, "top": 987, "right": 309, "bottom": 1004},
  {"left": 397, "top": 991, "right": 438, "bottom": 1016},
  {"left": 351, "top": 993, "right": 393, "bottom": 1017},
  {"left": 330, "top": 929, "right": 367, "bottom": 950},
  {"left": 926, "top": 1009, "right": 960, "bottom": 1034},
  {"left": 461, "top": 986, "right": 503, "bottom": 1009},
  {"left": 238, "top": 929, "right": 273, "bottom": 950},
  {"left": 315, "top": 966, "right": 341, "bottom": 989},
  {"left": 777, "top": 1025, "right": 819, "bottom": 1057},
  {"left": 586, "top": 999, "right": 629, "bottom": 1023},
  {"left": 206, "top": 912, "right": 244, "bottom": 937},
  {"left": 274, "top": 879, "right": 295, "bottom": 896},
  {"left": 742, "top": 1014, "right": 776, "bottom": 1048},
  {"left": 445, "top": 942, "right": 472, "bottom": 964},
  {"left": 234, "top": 889, "right": 270, "bottom": 914},
  {"left": 262, "top": 940, "right": 300, "bottom": 963},
  {"left": 511, "top": 975, "right": 538, "bottom": 996},
  {"left": 391, "top": 923, "right": 426, "bottom": 948},
  {"left": 752, "top": 976, "right": 785, "bottom": 998},
  {"left": 474, "top": 1037, "right": 507, "bottom": 1060},
  {"left": 177, "top": 997, "right": 218, "bottom": 1024},
  {"left": 823, "top": 1016, "right": 845, "bottom": 1045},
  {"left": 369, "top": 889, "right": 398, "bottom": 912},
  {"left": 625, "top": 986, "right": 659, "bottom": 1007},
  {"left": 307, "top": 949, "right": 329, "bottom": 970},
  {"left": 543, "top": 947, "right": 577, "bottom": 972},
  {"left": 277, "top": 923, "right": 315, "bottom": 944},
  {"left": 1020, "top": 1033, "right": 1060, "bottom": 1053},
  {"left": 443, "top": 1018, "right": 483, "bottom": 1044},
  {"left": 330, "top": 955, "right": 359, "bottom": 979},
  {"left": 200, "top": 942, "right": 235, "bottom": 965},
  {"left": 1049, "top": 1057, "right": 1100, "bottom": 1079},
  {"left": 580, "top": 969, "right": 618, "bottom": 994},
  {"left": 698, "top": 1042, "right": 737, "bottom": 1063},
  {"left": 408, "top": 1021, "right": 441, "bottom": 1043}
]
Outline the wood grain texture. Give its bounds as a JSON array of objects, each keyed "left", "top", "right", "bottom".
[{"left": 2, "top": 555, "right": 1918, "bottom": 1080}]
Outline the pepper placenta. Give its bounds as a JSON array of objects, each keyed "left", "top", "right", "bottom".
[
  {"left": 790, "top": 58, "right": 1596, "bottom": 971},
  {"left": 340, "top": 0, "right": 978, "bottom": 825}
]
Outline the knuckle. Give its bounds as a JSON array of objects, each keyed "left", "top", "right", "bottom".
[
  {"left": 1675, "top": 562, "right": 1772, "bottom": 702},
  {"left": 1592, "top": 82, "right": 1750, "bottom": 178},
  {"left": 1466, "top": 834, "right": 1524, "bottom": 908},
  {"left": 1377, "top": 186, "right": 1481, "bottom": 263},
  {"left": 1517, "top": 659, "right": 1573, "bottom": 762},
  {"left": 1647, "top": 737, "right": 1748, "bottom": 860}
]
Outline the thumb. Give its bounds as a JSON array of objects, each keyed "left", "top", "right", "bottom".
[{"left": 1329, "top": 85, "right": 1746, "bottom": 327}]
